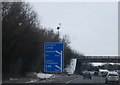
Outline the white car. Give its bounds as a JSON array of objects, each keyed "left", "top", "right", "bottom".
[{"left": 105, "top": 71, "right": 119, "bottom": 84}]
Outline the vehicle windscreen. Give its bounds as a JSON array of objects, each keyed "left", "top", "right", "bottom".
[{"left": 108, "top": 74, "right": 118, "bottom": 76}]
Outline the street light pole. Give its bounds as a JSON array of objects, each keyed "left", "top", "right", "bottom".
[
  {"left": 57, "top": 23, "right": 63, "bottom": 74},
  {"left": 57, "top": 23, "right": 61, "bottom": 38}
]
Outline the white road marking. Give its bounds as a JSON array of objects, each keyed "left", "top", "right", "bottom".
[{"left": 65, "top": 77, "right": 79, "bottom": 84}]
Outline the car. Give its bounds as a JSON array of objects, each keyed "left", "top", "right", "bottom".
[
  {"left": 82, "top": 71, "right": 92, "bottom": 79},
  {"left": 115, "top": 70, "right": 120, "bottom": 77},
  {"left": 102, "top": 71, "right": 108, "bottom": 77},
  {"left": 94, "top": 71, "right": 99, "bottom": 76},
  {"left": 99, "top": 69, "right": 108, "bottom": 77},
  {"left": 105, "top": 71, "right": 119, "bottom": 84}
]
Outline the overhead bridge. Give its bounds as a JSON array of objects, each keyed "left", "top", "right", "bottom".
[{"left": 72, "top": 56, "right": 120, "bottom": 63}]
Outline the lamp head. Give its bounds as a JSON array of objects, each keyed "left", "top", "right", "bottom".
[{"left": 57, "top": 27, "right": 60, "bottom": 30}]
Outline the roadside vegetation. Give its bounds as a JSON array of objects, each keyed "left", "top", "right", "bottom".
[{"left": 2, "top": 2, "right": 84, "bottom": 80}]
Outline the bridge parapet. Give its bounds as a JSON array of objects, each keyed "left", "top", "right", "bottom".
[
  {"left": 73, "top": 56, "right": 120, "bottom": 59},
  {"left": 85, "top": 56, "right": 120, "bottom": 59},
  {"left": 72, "top": 56, "right": 120, "bottom": 63}
]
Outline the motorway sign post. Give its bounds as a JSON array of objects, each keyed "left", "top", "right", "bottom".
[{"left": 44, "top": 42, "right": 64, "bottom": 73}]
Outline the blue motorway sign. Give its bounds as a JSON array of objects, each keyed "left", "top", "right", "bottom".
[{"left": 44, "top": 42, "right": 64, "bottom": 72}]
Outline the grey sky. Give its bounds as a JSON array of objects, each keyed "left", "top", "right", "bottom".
[{"left": 29, "top": 2, "right": 118, "bottom": 56}]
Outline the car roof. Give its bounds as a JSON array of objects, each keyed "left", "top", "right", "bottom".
[
  {"left": 108, "top": 71, "right": 118, "bottom": 75},
  {"left": 99, "top": 69, "right": 108, "bottom": 72}
]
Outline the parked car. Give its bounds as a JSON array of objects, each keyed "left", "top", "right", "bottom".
[
  {"left": 105, "top": 71, "right": 119, "bottom": 84},
  {"left": 82, "top": 71, "right": 92, "bottom": 79}
]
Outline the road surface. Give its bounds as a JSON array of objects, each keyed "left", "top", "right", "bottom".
[
  {"left": 25, "top": 74, "right": 120, "bottom": 84},
  {"left": 65, "top": 75, "right": 105, "bottom": 84}
]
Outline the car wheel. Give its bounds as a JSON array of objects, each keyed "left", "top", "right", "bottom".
[
  {"left": 105, "top": 81, "right": 108, "bottom": 84},
  {"left": 116, "top": 81, "right": 119, "bottom": 84}
]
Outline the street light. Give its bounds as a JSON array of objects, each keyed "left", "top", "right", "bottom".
[{"left": 57, "top": 23, "right": 61, "bottom": 38}]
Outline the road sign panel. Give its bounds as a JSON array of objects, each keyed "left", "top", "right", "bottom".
[{"left": 44, "top": 42, "right": 64, "bottom": 72}]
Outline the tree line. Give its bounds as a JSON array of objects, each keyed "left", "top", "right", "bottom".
[{"left": 2, "top": 2, "right": 83, "bottom": 79}]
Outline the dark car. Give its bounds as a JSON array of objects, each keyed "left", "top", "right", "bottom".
[
  {"left": 102, "top": 71, "right": 108, "bottom": 77},
  {"left": 94, "top": 71, "right": 98, "bottom": 76},
  {"left": 83, "top": 71, "right": 92, "bottom": 79}
]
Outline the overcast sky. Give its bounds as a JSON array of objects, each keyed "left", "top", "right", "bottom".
[{"left": 28, "top": 2, "right": 118, "bottom": 56}]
